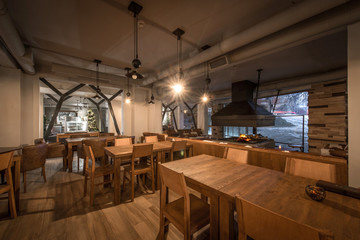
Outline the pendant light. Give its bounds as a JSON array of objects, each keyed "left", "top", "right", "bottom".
[
  {"left": 171, "top": 28, "right": 185, "bottom": 94},
  {"left": 93, "top": 59, "right": 102, "bottom": 99},
  {"left": 127, "top": 1, "right": 144, "bottom": 80},
  {"left": 202, "top": 62, "right": 211, "bottom": 103},
  {"left": 125, "top": 67, "right": 132, "bottom": 104}
]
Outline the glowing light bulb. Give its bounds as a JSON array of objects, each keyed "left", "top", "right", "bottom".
[
  {"left": 202, "top": 95, "right": 208, "bottom": 102},
  {"left": 132, "top": 74, "right": 137, "bottom": 80},
  {"left": 172, "top": 84, "right": 183, "bottom": 93},
  {"left": 125, "top": 98, "right": 131, "bottom": 104}
]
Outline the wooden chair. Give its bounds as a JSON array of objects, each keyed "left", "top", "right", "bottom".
[
  {"left": 77, "top": 139, "right": 106, "bottom": 173},
  {"left": 170, "top": 140, "right": 187, "bottom": 161},
  {"left": 285, "top": 157, "right": 336, "bottom": 183},
  {"left": 123, "top": 144, "right": 155, "bottom": 201},
  {"left": 21, "top": 143, "right": 48, "bottom": 193},
  {"left": 83, "top": 144, "right": 114, "bottom": 206},
  {"left": 99, "top": 132, "right": 115, "bottom": 136},
  {"left": 145, "top": 135, "right": 158, "bottom": 143},
  {"left": 235, "top": 195, "right": 334, "bottom": 240},
  {"left": 223, "top": 147, "right": 249, "bottom": 164},
  {"left": 115, "top": 138, "right": 132, "bottom": 146},
  {"left": 157, "top": 134, "right": 168, "bottom": 142},
  {"left": 34, "top": 138, "right": 67, "bottom": 170},
  {"left": 158, "top": 164, "right": 210, "bottom": 240},
  {"left": 0, "top": 151, "right": 17, "bottom": 218}
]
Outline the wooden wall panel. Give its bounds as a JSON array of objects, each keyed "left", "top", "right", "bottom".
[{"left": 308, "top": 79, "right": 347, "bottom": 155}]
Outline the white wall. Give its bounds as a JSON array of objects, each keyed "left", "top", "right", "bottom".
[
  {"left": 348, "top": 21, "right": 360, "bottom": 187},
  {"left": 0, "top": 67, "right": 40, "bottom": 146},
  {"left": 0, "top": 67, "right": 21, "bottom": 147}
]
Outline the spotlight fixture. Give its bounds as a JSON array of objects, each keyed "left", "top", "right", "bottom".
[
  {"left": 125, "top": 67, "right": 132, "bottom": 104},
  {"left": 92, "top": 59, "right": 102, "bottom": 99},
  {"left": 148, "top": 85, "right": 155, "bottom": 104},
  {"left": 128, "top": 1, "right": 144, "bottom": 80}
]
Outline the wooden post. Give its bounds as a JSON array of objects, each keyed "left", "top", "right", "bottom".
[
  {"left": 183, "top": 101, "right": 198, "bottom": 129},
  {"left": 40, "top": 77, "right": 85, "bottom": 141},
  {"left": 89, "top": 85, "right": 122, "bottom": 135},
  {"left": 87, "top": 98, "right": 106, "bottom": 132},
  {"left": 162, "top": 101, "right": 175, "bottom": 121},
  {"left": 169, "top": 105, "right": 178, "bottom": 131}
]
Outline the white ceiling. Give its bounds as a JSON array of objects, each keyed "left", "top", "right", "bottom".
[{"left": 1, "top": 0, "right": 349, "bottom": 97}]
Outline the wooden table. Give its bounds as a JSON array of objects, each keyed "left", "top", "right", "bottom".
[
  {"left": 65, "top": 136, "right": 115, "bottom": 172},
  {"left": 162, "top": 154, "right": 360, "bottom": 240},
  {"left": 0, "top": 147, "right": 21, "bottom": 213},
  {"left": 104, "top": 141, "right": 193, "bottom": 205}
]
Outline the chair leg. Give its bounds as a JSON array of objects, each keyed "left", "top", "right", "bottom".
[
  {"left": 90, "top": 177, "right": 95, "bottom": 206},
  {"left": 8, "top": 183, "right": 17, "bottom": 218},
  {"left": 78, "top": 156, "right": 80, "bottom": 172},
  {"left": 23, "top": 171, "right": 27, "bottom": 193},
  {"left": 131, "top": 173, "right": 135, "bottom": 202},
  {"left": 84, "top": 175, "right": 88, "bottom": 197},
  {"left": 42, "top": 166, "right": 47, "bottom": 182},
  {"left": 151, "top": 169, "right": 155, "bottom": 193}
]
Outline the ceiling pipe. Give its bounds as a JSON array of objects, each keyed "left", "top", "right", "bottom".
[
  {"left": 142, "top": 0, "right": 348, "bottom": 86},
  {"left": 153, "top": 0, "right": 360, "bottom": 87},
  {"left": 0, "top": 0, "right": 35, "bottom": 74}
]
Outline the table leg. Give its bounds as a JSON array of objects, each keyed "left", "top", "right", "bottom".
[
  {"left": 219, "top": 197, "right": 234, "bottom": 240},
  {"left": 209, "top": 193, "right": 219, "bottom": 240},
  {"left": 114, "top": 157, "right": 121, "bottom": 204},
  {"left": 156, "top": 151, "right": 162, "bottom": 190},
  {"left": 67, "top": 143, "right": 73, "bottom": 172}
]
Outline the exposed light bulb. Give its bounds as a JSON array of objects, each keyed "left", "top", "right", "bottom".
[
  {"left": 125, "top": 98, "right": 131, "bottom": 104},
  {"left": 132, "top": 73, "right": 137, "bottom": 80},
  {"left": 202, "top": 95, "right": 208, "bottom": 103},
  {"left": 172, "top": 84, "right": 183, "bottom": 93}
]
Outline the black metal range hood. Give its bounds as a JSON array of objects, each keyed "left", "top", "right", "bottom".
[{"left": 211, "top": 80, "right": 275, "bottom": 127}]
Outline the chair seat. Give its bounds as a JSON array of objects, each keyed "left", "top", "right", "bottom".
[
  {"left": 85, "top": 164, "right": 114, "bottom": 177},
  {"left": 124, "top": 162, "right": 151, "bottom": 173},
  {"left": 164, "top": 194, "right": 210, "bottom": 234}
]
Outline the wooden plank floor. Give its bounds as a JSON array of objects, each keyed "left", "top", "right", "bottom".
[{"left": 0, "top": 156, "right": 209, "bottom": 240}]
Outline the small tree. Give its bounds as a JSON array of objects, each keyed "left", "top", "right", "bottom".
[{"left": 87, "top": 109, "right": 98, "bottom": 132}]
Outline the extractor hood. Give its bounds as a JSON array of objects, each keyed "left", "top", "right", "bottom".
[{"left": 211, "top": 80, "right": 275, "bottom": 127}]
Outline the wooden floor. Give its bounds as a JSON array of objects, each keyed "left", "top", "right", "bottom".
[{"left": 0, "top": 156, "right": 209, "bottom": 240}]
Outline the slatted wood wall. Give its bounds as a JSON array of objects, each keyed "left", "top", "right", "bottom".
[{"left": 308, "top": 79, "right": 347, "bottom": 155}]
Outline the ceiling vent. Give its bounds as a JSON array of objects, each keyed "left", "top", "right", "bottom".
[{"left": 209, "top": 56, "right": 228, "bottom": 70}]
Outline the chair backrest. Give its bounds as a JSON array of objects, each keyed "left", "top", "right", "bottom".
[
  {"left": 115, "top": 138, "right": 132, "bottom": 146},
  {"left": 34, "top": 138, "right": 45, "bottom": 145},
  {"left": 21, "top": 143, "right": 48, "bottom": 172},
  {"left": 285, "top": 157, "right": 336, "bottom": 183},
  {"left": 83, "top": 144, "right": 96, "bottom": 173},
  {"left": 132, "top": 144, "right": 153, "bottom": 158},
  {"left": 157, "top": 134, "right": 168, "bottom": 142},
  {"left": 159, "top": 164, "right": 189, "bottom": 199},
  {"left": 70, "top": 133, "right": 91, "bottom": 138},
  {"left": 224, "top": 147, "right": 249, "bottom": 164},
  {"left": 145, "top": 136, "right": 158, "bottom": 143},
  {"left": 172, "top": 140, "right": 187, "bottom": 152},
  {"left": 235, "top": 195, "right": 334, "bottom": 240},
  {"left": 82, "top": 139, "right": 106, "bottom": 158},
  {"left": 99, "top": 132, "right": 115, "bottom": 136},
  {"left": 0, "top": 151, "right": 14, "bottom": 171}
]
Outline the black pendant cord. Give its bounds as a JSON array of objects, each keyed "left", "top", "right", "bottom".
[
  {"left": 96, "top": 61, "right": 99, "bottom": 89},
  {"left": 134, "top": 14, "right": 138, "bottom": 59}
]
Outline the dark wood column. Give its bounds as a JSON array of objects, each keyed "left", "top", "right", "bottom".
[
  {"left": 40, "top": 77, "right": 85, "bottom": 141},
  {"left": 89, "top": 85, "right": 122, "bottom": 135}
]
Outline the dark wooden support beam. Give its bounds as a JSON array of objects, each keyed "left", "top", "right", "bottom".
[
  {"left": 184, "top": 101, "right": 198, "bottom": 129},
  {"left": 87, "top": 98, "right": 106, "bottom": 132},
  {"left": 46, "top": 94, "right": 58, "bottom": 103},
  {"left": 162, "top": 101, "right": 175, "bottom": 121},
  {"left": 169, "top": 105, "right": 178, "bottom": 131},
  {"left": 89, "top": 85, "right": 122, "bottom": 135},
  {"left": 64, "top": 96, "right": 72, "bottom": 102},
  {"left": 40, "top": 77, "right": 85, "bottom": 141}
]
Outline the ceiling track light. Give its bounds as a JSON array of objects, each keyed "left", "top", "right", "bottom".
[
  {"left": 93, "top": 59, "right": 102, "bottom": 99},
  {"left": 128, "top": 1, "right": 144, "bottom": 80}
]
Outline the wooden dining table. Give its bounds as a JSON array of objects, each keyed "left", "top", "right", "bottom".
[
  {"left": 161, "top": 154, "right": 360, "bottom": 240},
  {"left": 65, "top": 136, "right": 115, "bottom": 172},
  {"left": 104, "top": 141, "right": 193, "bottom": 205},
  {"left": 0, "top": 147, "right": 22, "bottom": 213}
]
